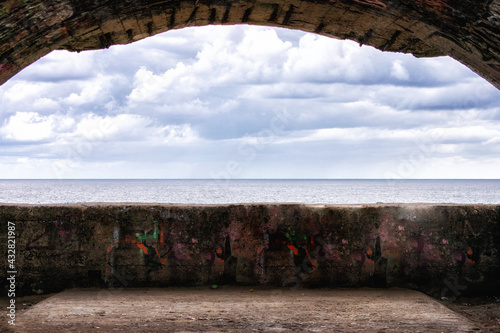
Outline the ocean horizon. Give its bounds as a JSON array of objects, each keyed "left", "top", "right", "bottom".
[{"left": 0, "top": 178, "right": 499, "bottom": 205}]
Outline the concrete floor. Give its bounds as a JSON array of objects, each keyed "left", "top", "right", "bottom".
[{"left": 5, "top": 287, "right": 482, "bottom": 332}]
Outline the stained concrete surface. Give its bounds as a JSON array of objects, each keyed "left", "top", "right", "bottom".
[
  {"left": 4, "top": 287, "right": 484, "bottom": 332},
  {"left": 2, "top": 204, "right": 499, "bottom": 297}
]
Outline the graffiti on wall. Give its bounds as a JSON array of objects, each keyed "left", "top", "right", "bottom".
[
  {"left": 22, "top": 214, "right": 81, "bottom": 263},
  {"left": 4, "top": 204, "right": 495, "bottom": 297}
]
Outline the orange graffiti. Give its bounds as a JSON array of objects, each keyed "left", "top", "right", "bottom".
[
  {"left": 216, "top": 248, "right": 223, "bottom": 255},
  {"left": 367, "top": 259, "right": 374, "bottom": 268},
  {"left": 305, "top": 249, "right": 318, "bottom": 267},
  {"left": 155, "top": 247, "right": 168, "bottom": 266},
  {"left": 135, "top": 242, "right": 148, "bottom": 254},
  {"left": 125, "top": 237, "right": 149, "bottom": 255},
  {"left": 287, "top": 244, "right": 299, "bottom": 256},
  {"left": 366, "top": 249, "right": 373, "bottom": 256}
]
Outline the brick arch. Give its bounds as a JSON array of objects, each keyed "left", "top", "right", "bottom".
[{"left": 1, "top": 0, "right": 499, "bottom": 89}]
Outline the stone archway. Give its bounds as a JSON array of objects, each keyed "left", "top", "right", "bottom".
[{"left": 0, "top": 0, "right": 499, "bottom": 89}]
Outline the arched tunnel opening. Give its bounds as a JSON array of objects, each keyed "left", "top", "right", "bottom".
[
  {"left": 2, "top": 0, "right": 500, "bottom": 179},
  {"left": 1, "top": 0, "right": 500, "bottom": 89},
  {"left": 1, "top": 0, "right": 500, "bottom": 331}
]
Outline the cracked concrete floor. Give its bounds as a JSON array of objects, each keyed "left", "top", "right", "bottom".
[{"left": 3, "top": 287, "right": 483, "bottom": 332}]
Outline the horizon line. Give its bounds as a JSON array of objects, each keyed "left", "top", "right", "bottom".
[{"left": 0, "top": 178, "right": 499, "bottom": 181}]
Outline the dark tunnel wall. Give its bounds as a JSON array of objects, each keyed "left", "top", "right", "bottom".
[{"left": 1, "top": 0, "right": 500, "bottom": 89}]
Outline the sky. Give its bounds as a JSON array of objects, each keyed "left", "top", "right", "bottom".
[{"left": 0, "top": 24, "right": 499, "bottom": 179}]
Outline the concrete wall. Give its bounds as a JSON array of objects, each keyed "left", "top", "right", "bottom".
[{"left": 1, "top": 203, "right": 499, "bottom": 297}]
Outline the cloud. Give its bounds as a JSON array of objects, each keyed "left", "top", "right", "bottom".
[
  {"left": 374, "top": 80, "right": 500, "bottom": 111},
  {"left": 0, "top": 112, "right": 63, "bottom": 142},
  {"left": 14, "top": 50, "right": 96, "bottom": 82},
  {"left": 391, "top": 60, "right": 410, "bottom": 81},
  {"left": 0, "top": 25, "right": 499, "bottom": 179}
]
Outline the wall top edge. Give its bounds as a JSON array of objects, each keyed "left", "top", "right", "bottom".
[{"left": 0, "top": 202, "right": 498, "bottom": 208}]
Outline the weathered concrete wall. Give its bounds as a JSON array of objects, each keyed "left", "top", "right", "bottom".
[
  {"left": 1, "top": 0, "right": 500, "bottom": 89},
  {"left": 1, "top": 203, "right": 499, "bottom": 297}
]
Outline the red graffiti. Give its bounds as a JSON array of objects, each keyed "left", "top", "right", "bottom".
[
  {"left": 305, "top": 249, "right": 318, "bottom": 267},
  {"left": 124, "top": 237, "right": 149, "bottom": 255},
  {"left": 58, "top": 229, "right": 76, "bottom": 236},
  {"left": 155, "top": 247, "right": 168, "bottom": 266},
  {"left": 422, "top": 0, "right": 451, "bottom": 10},
  {"left": 287, "top": 244, "right": 299, "bottom": 256},
  {"left": 26, "top": 219, "right": 78, "bottom": 250},
  {"left": 0, "top": 62, "right": 13, "bottom": 72}
]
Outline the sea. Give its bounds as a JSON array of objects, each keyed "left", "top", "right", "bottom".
[{"left": 0, "top": 179, "right": 498, "bottom": 204}]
